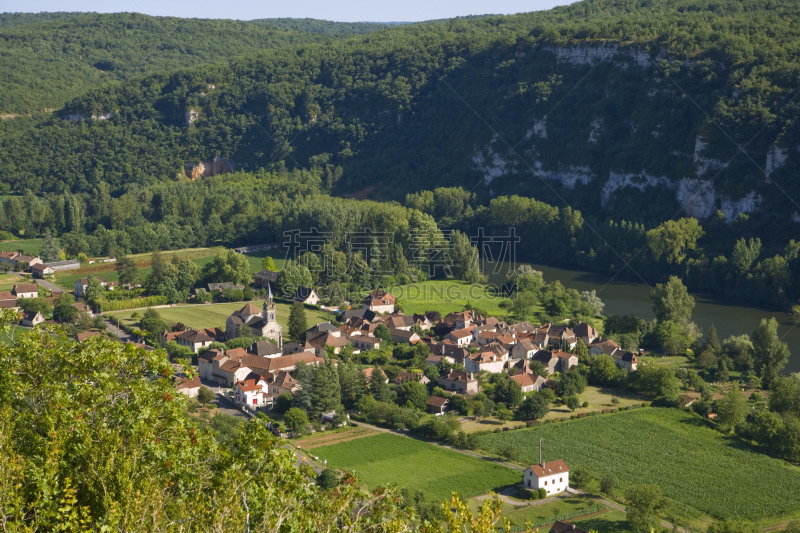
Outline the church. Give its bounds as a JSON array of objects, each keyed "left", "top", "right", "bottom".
[{"left": 225, "top": 284, "right": 283, "bottom": 347}]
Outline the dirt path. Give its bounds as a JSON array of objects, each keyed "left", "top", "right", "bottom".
[{"left": 302, "top": 430, "right": 377, "bottom": 449}]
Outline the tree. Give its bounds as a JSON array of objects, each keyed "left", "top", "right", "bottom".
[
  {"left": 374, "top": 324, "right": 392, "bottom": 343},
  {"left": 288, "top": 302, "right": 308, "bottom": 342},
  {"left": 600, "top": 475, "right": 615, "bottom": 497},
  {"left": 625, "top": 484, "right": 670, "bottom": 533},
  {"left": 202, "top": 249, "right": 252, "bottom": 285},
  {"left": 316, "top": 468, "right": 339, "bottom": 490},
  {"left": 38, "top": 230, "right": 60, "bottom": 263},
  {"left": 197, "top": 386, "right": 215, "bottom": 406},
  {"left": 716, "top": 386, "right": 748, "bottom": 433},
  {"left": 731, "top": 237, "right": 761, "bottom": 272},
  {"left": 52, "top": 292, "right": 78, "bottom": 322},
  {"left": 311, "top": 359, "right": 340, "bottom": 416},
  {"left": 769, "top": 376, "right": 800, "bottom": 418},
  {"left": 566, "top": 395, "right": 580, "bottom": 411},
  {"left": 277, "top": 261, "right": 313, "bottom": 298},
  {"left": 650, "top": 276, "right": 694, "bottom": 324},
  {"left": 723, "top": 334, "right": 754, "bottom": 372},
  {"left": 83, "top": 276, "right": 106, "bottom": 306},
  {"left": 752, "top": 317, "right": 790, "bottom": 388},
  {"left": 580, "top": 290, "right": 605, "bottom": 316},
  {"left": 558, "top": 369, "right": 587, "bottom": 397},
  {"left": 284, "top": 407, "right": 310, "bottom": 435},
  {"left": 516, "top": 393, "right": 549, "bottom": 420},
  {"left": 450, "top": 230, "right": 481, "bottom": 283},
  {"left": 646, "top": 217, "right": 704, "bottom": 265},
  {"left": 399, "top": 381, "right": 429, "bottom": 411},
  {"left": 588, "top": 355, "right": 618, "bottom": 386},
  {"left": 273, "top": 392, "right": 294, "bottom": 414},
  {"left": 17, "top": 297, "right": 52, "bottom": 316},
  {"left": 115, "top": 254, "right": 139, "bottom": 288},
  {"left": 262, "top": 256, "right": 277, "bottom": 272},
  {"left": 369, "top": 368, "right": 391, "bottom": 402},
  {"left": 512, "top": 291, "right": 537, "bottom": 319}
]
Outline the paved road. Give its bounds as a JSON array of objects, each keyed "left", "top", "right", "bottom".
[
  {"left": 34, "top": 278, "right": 66, "bottom": 293},
  {"left": 103, "top": 317, "right": 134, "bottom": 342}
]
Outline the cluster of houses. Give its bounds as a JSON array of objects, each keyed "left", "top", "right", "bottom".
[
  {"left": 170, "top": 284, "right": 638, "bottom": 426},
  {"left": 0, "top": 252, "right": 79, "bottom": 278},
  {"left": 0, "top": 282, "right": 64, "bottom": 327}
]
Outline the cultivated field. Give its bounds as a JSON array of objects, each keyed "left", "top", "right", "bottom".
[
  {"left": 312, "top": 433, "right": 520, "bottom": 503},
  {"left": 479, "top": 408, "right": 800, "bottom": 525},
  {"left": 294, "top": 427, "right": 378, "bottom": 449},
  {"left": 109, "top": 301, "right": 331, "bottom": 332}
]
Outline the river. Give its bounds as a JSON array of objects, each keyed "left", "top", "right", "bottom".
[{"left": 486, "top": 261, "right": 800, "bottom": 374}]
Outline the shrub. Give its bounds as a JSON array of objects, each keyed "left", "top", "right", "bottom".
[
  {"left": 582, "top": 401, "right": 589, "bottom": 408},
  {"left": 537, "top": 488, "right": 547, "bottom": 499},
  {"left": 577, "top": 412, "right": 587, "bottom": 418},
  {"left": 611, "top": 397, "right": 620, "bottom": 405},
  {"left": 602, "top": 408, "right": 611, "bottom": 414},
  {"left": 526, "top": 420, "right": 539, "bottom": 428}
]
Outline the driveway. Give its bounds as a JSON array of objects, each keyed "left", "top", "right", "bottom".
[{"left": 35, "top": 278, "right": 66, "bottom": 293}]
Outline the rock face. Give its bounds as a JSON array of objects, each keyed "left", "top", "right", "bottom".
[
  {"left": 65, "top": 112, "right": 115, "bottom": 122},
  {"left": 543, "top": 43, "right": 663, "bottom": 68},
  {"left": 185, "top": 156, "right": 234, "bottom": 180},
  {"left": 186, "top": 109, "right": 199, "bottom": 126}
]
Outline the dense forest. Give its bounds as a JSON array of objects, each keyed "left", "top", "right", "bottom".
[
  {"left": 1, "top": 0, "right": 800, "bottom": 308},
  {"left": 0, "top": 13, "right": 390, "bottom": 112}
]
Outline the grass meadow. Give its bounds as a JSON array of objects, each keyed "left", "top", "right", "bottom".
[
  {"left": 387, "top": 280, "right": 529, "bottom": 318},
  {"left": 312, "top": 433, "right": 520, "bottom": 504},
  {"left": 479, "top": 408, "right": 800, "bottom": 526},
  {"left": 109, "top": 301, "right": 331, "bottom": 333},
  {"left": 0, "top": 238, "right": 47, "bottom": 256}
]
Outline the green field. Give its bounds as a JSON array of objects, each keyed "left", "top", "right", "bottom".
[
  {"left": 479, "top": 408, "right": 800, "bottom": 525},
  {"left": 0, "top": 273, "right": 22, "bottom": 291},
  {"left": 387, "top": 280, "right": 522, "bottom": 318},
  {"left": 312, "top": 433, "right": 520, "bottom": 503},
  {"left": 468, "top": 495, "right": 631, "bottom": 532},
  {"left": 0, "top": 238, "right": 47, "bottom": 256},
  {"left": 110, "top": 301, "right": 332, "bottom": 334}
]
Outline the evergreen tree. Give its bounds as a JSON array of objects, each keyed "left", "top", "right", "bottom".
[
  {"left": 288, "top": 302, "right": 308, "bottom": 342},
  {"left": 369, "top": 368, "right": 391, "bottom": 402},
  {"left": 38, "top": 230, "right": 60, "bottom": 263},
  {"left": 312, "top": 359, "right": 341, "bottom": 416}
]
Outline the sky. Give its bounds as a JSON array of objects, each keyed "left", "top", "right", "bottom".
[{"left": 5, "top": 1, "right": 578, "bottom": 22}]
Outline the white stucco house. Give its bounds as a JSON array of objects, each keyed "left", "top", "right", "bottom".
[{"left": 523, "top": 460, "right": 570, "bottom": 495}]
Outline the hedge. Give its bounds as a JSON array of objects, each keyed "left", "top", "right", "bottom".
[{"left": 97, "top": 295, "right": 168, "bottom": 312}]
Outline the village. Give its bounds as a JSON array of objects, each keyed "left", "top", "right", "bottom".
[{"left": 4, "top": 243, "right": 791, "bottom": 533}]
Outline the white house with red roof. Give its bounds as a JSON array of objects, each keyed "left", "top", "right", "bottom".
[
  {"left": 234, "top": 374, "right": 272, "bottom": 407},
  {"left": 362, "top": 289, "right": 396, "bottom": 314},
  {"left": 523, "top": 459, "right": 570, "bottom": 495},
  {"left": 445, "top": 327, "right": 474, "bottom": 347}
]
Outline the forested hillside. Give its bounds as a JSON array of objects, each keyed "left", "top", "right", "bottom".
[
  {"left": 1, "top": 0, "right": 800, "bottom": 308},
  {"left": 0, "top": 13, "right": 389, "bottom": 112},
  {"left": 2, "top": 1, "right": 798, "bottom": 225}
]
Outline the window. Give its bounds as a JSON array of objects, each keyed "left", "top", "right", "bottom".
[
  {"left": 544, "top": 481, "right": 547, "bottom": 486},
  {"left": 559, "top": 477, "right": 562, "bottom": 482}
]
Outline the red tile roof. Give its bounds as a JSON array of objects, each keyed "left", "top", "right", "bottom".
[{"left": 527, "top": 459, "right": 569, "bottom": 478}]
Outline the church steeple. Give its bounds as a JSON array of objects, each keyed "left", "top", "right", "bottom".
[{"left": 264, "top": 282, "right": 277, "bottom": 324}]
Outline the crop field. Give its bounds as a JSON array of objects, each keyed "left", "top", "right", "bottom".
[
  {"left": 479, "top": 408, "right": 800, "bottom": 524},
  {"left": 110, "top": 301, "right": 331, "bottom": 333},
  {"left": 386, "top": 280, "right": 524, "bottom": 318},
  {"left": 312, "top": 433, "right": 520, "bottom": 503}
]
